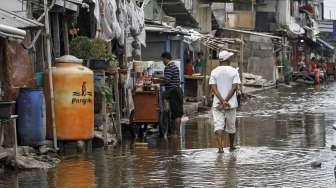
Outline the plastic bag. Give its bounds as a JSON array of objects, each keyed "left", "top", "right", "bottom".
[
  {"left": 116, "top": 0, "right": 127, "bottom": 45},
  {"left": 98, "top": 0, "right": 121, "bottom": 41}
]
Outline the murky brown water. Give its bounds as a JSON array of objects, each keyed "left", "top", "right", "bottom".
[{"left": 1, "top": 83, "right": 336, "bottom": 187}]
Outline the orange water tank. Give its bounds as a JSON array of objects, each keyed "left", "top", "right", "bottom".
[{"left": 45, "top": 55, "right": 94, "bottom": 140}]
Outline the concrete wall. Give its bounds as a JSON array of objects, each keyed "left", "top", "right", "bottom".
[
  {"left": 195, "top": 6, "right": 212, "bottom": 33},
  {"left": 247, "top": 35, "right": 276, "bottom": 81},
  {"left": 227, "top": 11, "right": 255, "bottom": 29},
  {"left": 255, "top": 0, "right": 290, "bottom": 25}
]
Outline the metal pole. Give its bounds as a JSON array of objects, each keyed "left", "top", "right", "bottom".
[{"left": 44, "top": 0, "right": 58, "bottom": 150}]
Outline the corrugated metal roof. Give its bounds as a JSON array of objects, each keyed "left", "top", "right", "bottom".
[
  {"left": 0, "top": 8, "right": 43, "bottom": 29},
  {"left": 157, "top": 0, "right": 198, "bottom": 28}
]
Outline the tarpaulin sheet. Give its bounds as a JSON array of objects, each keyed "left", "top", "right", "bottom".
[{"left": 3, "top": 40, "right": 35, "bottom": 100}]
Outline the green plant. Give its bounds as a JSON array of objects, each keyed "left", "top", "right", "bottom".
[
  {"left": 106, "top": 54, "right": 119, "bottom": 67},
  {"left": 69, "top": 36, "right": 92, "bottom": 59},
  {"left": 90, "top": 38, "right": 108, "bottom": 59},
  {"left": 95, "top": 83, "right": 113, "bottom": 105}
]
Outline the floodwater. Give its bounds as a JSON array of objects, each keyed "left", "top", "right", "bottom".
[{"left": 2, "top": 83, "right": 336, "bottom": 187}]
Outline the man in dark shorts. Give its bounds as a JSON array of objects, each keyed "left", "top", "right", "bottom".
[{"left": 155, "top": 52, "right": 183, "bottom": 135}]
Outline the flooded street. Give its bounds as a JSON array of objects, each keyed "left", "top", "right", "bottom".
[{"left": 2, "top": 83, "right": 336, "bottom": 187}]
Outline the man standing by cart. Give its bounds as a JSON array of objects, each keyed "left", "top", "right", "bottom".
[
  {"left": 209, "top": 50, "right": 241, "bottom": 153},
  {"left": 155, "top": 52, "right": 183, "bottom": 136}
]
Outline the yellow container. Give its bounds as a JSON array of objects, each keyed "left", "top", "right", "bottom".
[{"left": 45, "top": 55, "right": 94, "bottom": 140}]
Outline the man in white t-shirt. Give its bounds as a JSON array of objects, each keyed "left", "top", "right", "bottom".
[{"left": 209, "top": 50, "right": 241, "bottom": 153}]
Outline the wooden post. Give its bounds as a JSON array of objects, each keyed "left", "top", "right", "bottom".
[
  {"left": 63, "top": 14, "right": 69, "bottom": 55},
  {"left": 51, "top": 12, "right": 61, "bottom": 58},
  {"left": 12, "top": 117, "right": 17, "bottom": 162},
  {"left": 101, "top": 71, "right": 108, "bottom": 145},
  {"left": 44, "top": 0, "right": 58, "bottom": 150},
  {"left": 240, "top": 35, "right": 244, "bottom": 93},
  {"left": 114, "top": 71, "right": 122, "bottom": 142}
]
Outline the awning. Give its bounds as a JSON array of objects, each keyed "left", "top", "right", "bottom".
[
  {"left": 0, "top": 24, "right": 26, "bottom": 40},
  {"left": 0, "top": 8, "right": 43, "bottom": 40},
  {"left": 0, "top": 8, "right": 43, "bottom": 29},
  {"left": 317, "top": 38, "right": 335, "bottom": 50}
]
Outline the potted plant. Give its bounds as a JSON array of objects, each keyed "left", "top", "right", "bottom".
[
  {"left": 89, "top": 38, "right": 109, "bottom": 70},
  {"left": 95, "top": 82, "right": 113, "bottom": 106},
  {"left": 106, "top": 54, "right": 119, "bottom": 72},
  {"left": 69, "top": 36, "right": 92, "bottom": 64}
]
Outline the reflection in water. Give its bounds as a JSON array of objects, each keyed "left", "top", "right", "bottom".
[
  {"left": 20, "top": 170, "right": 48, "bottom": 188},
  {"left": 2, "top": 84, "right": 336, "bottom": 187},
  {"left": 214, "top": 154, "right": 237, "bottom": 187},
  {"left": 51, "top": 159, "right": 96, "bottom": 188},
  {"left": 304, "top": 113, "right": 326, "bottom": 147},
  {"left": 133, "top": 147, "right": 160, "bottom": 187}
]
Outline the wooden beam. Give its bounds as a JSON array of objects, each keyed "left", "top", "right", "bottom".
[
  {"left": 114, "top": 71, "right": 122, "bottom": 142},
  {"left": 159, "top": 2, "right": 183, "bottom": 5},
  {"left": 168, "top": 12, "right": 189, "bottom": 16},
  {"left": 240, "top": 34, "right": 244, "bottom": 93},
  {"left": 100, "top": 71, "right": 108, "bottom": 145},
  {"left": 62, "top": 14, "right": 69, "bottom": 55},
  {"left": 221, "top": 27, "right": 282, "bottom": 39},
  {"left": 51, "top": 13, "right": 61, "bottom": 57}
]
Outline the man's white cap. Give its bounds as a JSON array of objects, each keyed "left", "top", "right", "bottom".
[{"left": 218, "top": 50, "right": 234, "bottom": 61}]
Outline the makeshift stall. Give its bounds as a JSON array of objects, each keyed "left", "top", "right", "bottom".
[
  {"left": 131, "top": 60, "right": 174, "bottom": 138},
  {"left": 133, "top": 75, "right": 160, "bottom": 124}
]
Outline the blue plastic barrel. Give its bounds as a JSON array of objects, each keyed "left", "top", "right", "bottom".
[{"left": 17, "top": 88, "right": 46, "bottom": 147}]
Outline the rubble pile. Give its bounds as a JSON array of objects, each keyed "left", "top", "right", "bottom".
[
  {"left": 5, "top": 146, "right": 60, "bottom": 169},
  {"left": 243, "top": 73, "right": 275, "bottom": 87}
]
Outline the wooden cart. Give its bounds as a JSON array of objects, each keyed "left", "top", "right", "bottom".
[
  {"left": 132, "top": 89, "right": 160, "bottom": 124},
  {"left": 131, "top": 86, "right": 172, "bottom": 138}
]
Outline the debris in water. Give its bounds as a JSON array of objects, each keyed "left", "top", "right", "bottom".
[
  {"left": 310, "top": 160, "right": 322, "bottom": 168},
  {"left": 5, "top": 146, "right": 60, "bottom": 169},
  {"left": 333, "top": 123, "right": 336, "bottom": 130},
  {"left": 331, "top": 145, "right": 336, "bottom": 151}
]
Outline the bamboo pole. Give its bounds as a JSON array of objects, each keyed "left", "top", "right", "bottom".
[
  {"left": 240, "top": 35, "right": 244, "bottom": 93},
  {"left": 44, "top": 0, "right": 58, "bottom": 150}
]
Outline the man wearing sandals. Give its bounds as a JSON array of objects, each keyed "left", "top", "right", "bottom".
[{"left": 210, "top": 50, "right": 241, "bottom": 153}]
